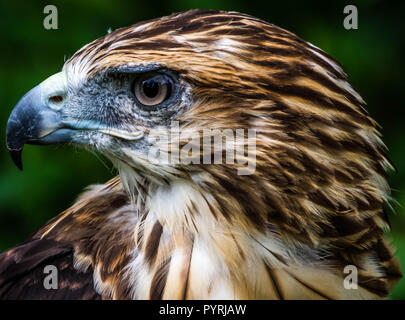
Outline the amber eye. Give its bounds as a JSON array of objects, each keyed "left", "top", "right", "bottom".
[{"left": 132, "top": 73, "right": 173, "bottom": 107}]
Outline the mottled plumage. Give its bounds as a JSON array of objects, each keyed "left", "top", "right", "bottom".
[{"left": 1, "top": 9, "right": 401, "bottom": 299}]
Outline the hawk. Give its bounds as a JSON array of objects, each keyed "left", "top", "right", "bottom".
[{"left": 1, "top": 9, "right": 401, "bottom": 299}]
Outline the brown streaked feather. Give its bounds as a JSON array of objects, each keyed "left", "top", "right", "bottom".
[
  {"left": 1, "top": 9, "right": 401, "bottom": 299},
  {"left": 0, "top": 238, "right": 100, "bottom": 300}
]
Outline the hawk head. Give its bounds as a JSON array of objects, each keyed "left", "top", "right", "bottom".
[{"left": 6, "top": 9, "right": 392, "bottom": 242}]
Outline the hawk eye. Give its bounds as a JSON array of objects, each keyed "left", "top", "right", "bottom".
[{"left": 132, "top": 73, "right": 173, "bottom": 107}]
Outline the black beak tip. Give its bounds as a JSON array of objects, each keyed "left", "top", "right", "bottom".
[{"left": 8, "top": 148, "right": 23, "bottom": 171}]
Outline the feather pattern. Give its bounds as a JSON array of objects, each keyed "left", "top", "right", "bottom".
[{"left": 0, "top": 10, "right": 401, "bottom": 299}]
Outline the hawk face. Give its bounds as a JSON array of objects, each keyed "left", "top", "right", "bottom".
[
  {"left": 7, "top": 9, "right": 261, "bottom": 180},
  {"left": 43, "top": 65, "right": 191, "bottom": 176},
  {"left": 4, "top": 9, "right": 401, "bottom": 300},
  {"left": 6, "top": 9, "right": 392, "bottom": 241},
  {"left": 5, "top": 58, "right": 192, "bottom": 178}
]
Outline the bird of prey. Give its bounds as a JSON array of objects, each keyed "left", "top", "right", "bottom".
[{"left": 1, "top": 9, "right": 401, "bottom": 299}]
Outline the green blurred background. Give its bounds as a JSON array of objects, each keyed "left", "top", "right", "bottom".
[{"left": 0, "top": 0, "right": 404, "bottom": 298}]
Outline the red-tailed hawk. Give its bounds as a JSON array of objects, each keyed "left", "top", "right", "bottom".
[{"left": 1, "top": 9, "right": 401, "bottom": 299}]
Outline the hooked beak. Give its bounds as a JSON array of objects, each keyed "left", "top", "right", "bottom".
[
  {"left": 6, "top": 71, "right": 144, "bottom": 170},
  {"left": 6, "top": 72, "right": 70, "bottom": 170}
]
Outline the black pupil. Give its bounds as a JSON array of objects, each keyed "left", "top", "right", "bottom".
[{"left": 142, "top": 79, "right": 160, "bottom": 98}]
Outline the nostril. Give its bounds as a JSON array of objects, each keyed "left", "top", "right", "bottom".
[{"left": 49, "top": 95, "right": 64, "bottom": 104}]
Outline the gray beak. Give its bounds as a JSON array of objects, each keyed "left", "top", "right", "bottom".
[{"left": 6, "top": 72, "right": 70, "bottom": 170}]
